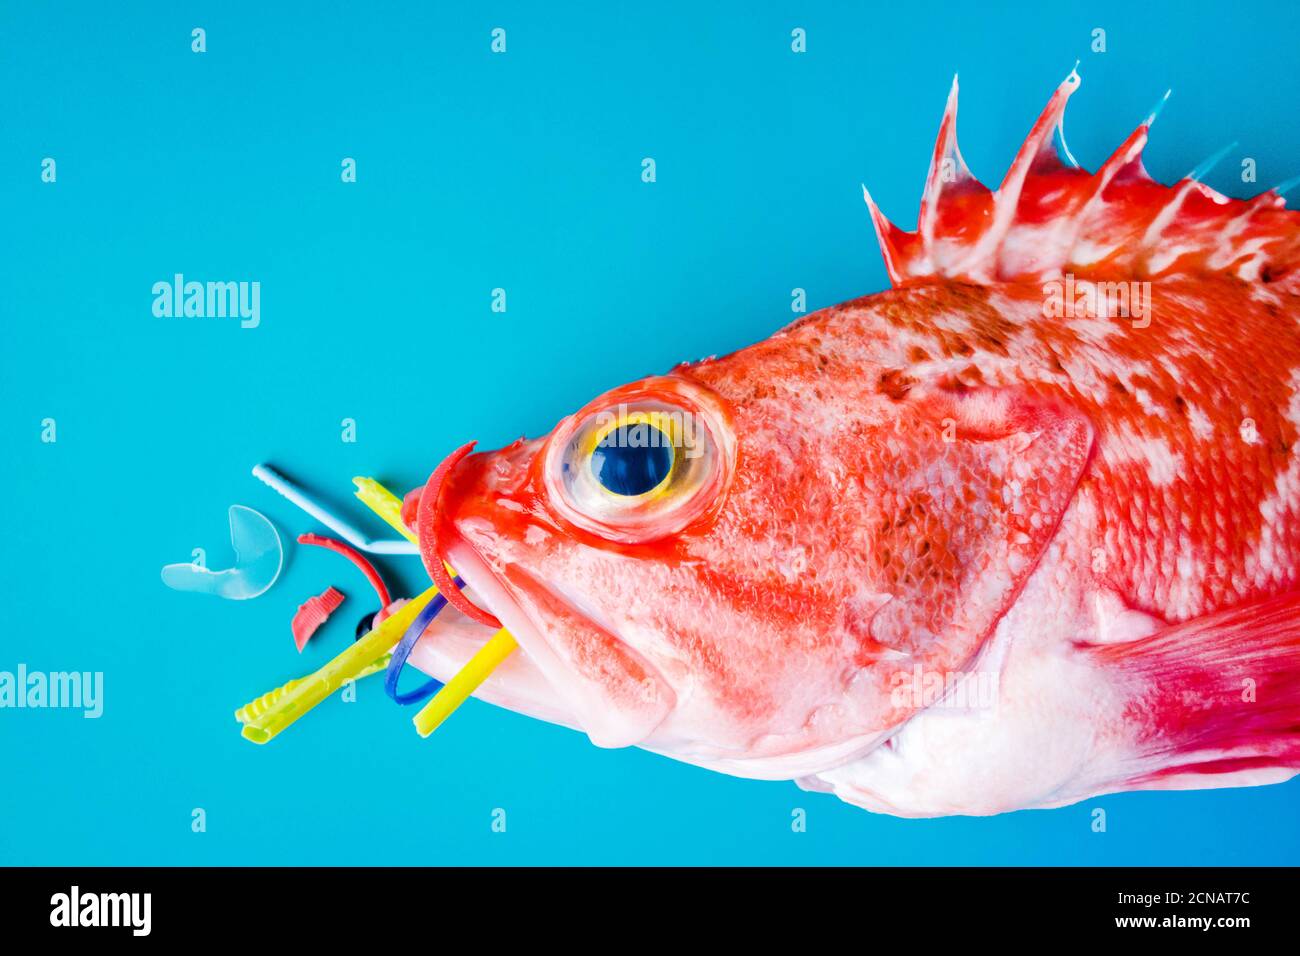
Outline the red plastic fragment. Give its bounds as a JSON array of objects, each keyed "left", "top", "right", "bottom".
[
  {"left": 292, "top": 586, "right": 345, "bottom": 652},
  {"left": 297, "top": 533, "right": 393, "bottom": 608}
]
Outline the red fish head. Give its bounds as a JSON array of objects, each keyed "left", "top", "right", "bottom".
[{"left": 418, "top": 321, "right": 1093, "bottom": 778}]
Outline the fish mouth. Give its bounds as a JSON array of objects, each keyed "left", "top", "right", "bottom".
[
  {"left": 410, "top": 526, "right": 676, "bottom": 749},
  {"left": 402, "top": 577, "right": 584, "bottom": 734}
]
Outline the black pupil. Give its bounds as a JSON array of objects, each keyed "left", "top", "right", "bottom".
[{"left": 590, "top": 424, "right": 674, "bottom": 496}]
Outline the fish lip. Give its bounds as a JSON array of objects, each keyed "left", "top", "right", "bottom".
[{"left": 441, "top": 528, "right": 675, "bottom": 748}]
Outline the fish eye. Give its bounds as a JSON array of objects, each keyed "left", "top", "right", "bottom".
[
  {"left": 543, "top": 379, "right": 734, "bottom": 543},
  {"left": 589, "top": 416, "right": 677, "bottom": 497}
]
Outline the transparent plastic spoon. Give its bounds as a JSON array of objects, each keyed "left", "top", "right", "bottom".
[{"left": 161, "top": 505, "right": 284, "bottom": 599}]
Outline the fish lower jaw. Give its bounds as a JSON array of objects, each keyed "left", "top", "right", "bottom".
[
  {"left": 431, "top": 538, "right": 900, "bottom": 776},
  {"left": 643, "top": 731, "right": 896, "bottom": 783},
  {"left": 428, "top": 537, "right": 675, "bottom": 749}
]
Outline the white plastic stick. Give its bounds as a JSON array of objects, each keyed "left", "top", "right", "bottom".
[{"left": 251, "top": 463, "right": 418, "bottom": 555}]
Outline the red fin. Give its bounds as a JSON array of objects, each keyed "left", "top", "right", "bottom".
[
  {"left": 863, "top": 186, "right": 919, "bottom": 286},
  {"left": 865, "top": 69, "right": 1300, "bottom": 287},
  {"left": 917, "top": 76, "right": 995, "bottom": 277},
  {"left": 1091, "top": 591, "right": 1300, "bottom": 786}
]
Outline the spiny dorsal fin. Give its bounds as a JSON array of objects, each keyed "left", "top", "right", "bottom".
[
  {"left": 866, "top": 69, "right": 1300, "bottom": 289},
  {"left": 917, "top": 76, "right": 992, "bottom": 275}
]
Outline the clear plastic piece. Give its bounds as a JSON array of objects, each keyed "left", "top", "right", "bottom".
[{"left": 161, "top": 505, "right": 284, "bottom": 600}]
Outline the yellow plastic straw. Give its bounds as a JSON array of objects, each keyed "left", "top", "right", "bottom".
[
  {"left": 353, "top": 476, "right": 416, "bottom": 542},
  {"left": 353, "top": 475, "right": 522, "bottom": 735},
  {"left": 234, "top": 656, "right": 389, "bottom": 725},
  {"left": 413, "top": 628, "right": 517, "bottom": 736},
  {"left": 237, "top": 587, "right": 440, "bottom": 743}
]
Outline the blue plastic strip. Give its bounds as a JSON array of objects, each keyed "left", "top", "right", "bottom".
[{"left": 383, "top": 577, "right": 463, "bottom": 705}]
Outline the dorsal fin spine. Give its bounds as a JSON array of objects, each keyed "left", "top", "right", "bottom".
[
  {"left": 918, "top": 76, "right": 967, "bottom": 253},
  {"left": 862, "top": 185, "right": 908, "bottom": 285},
  {"left": 1057, "top": 125, "right": 1150, "bottom": 269},
  {"left": 953, "top": 68, "right": 1080, "bottom": 279},
  {"left": 1184, "top": 141, "right": 1238, "bottom": 183},
  {"left": 863, "top": 71, "right": 1300, "bottom": 286}
]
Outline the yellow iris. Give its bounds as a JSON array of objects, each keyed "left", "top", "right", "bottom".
[{"left": 585, "top": 410, "right": 681, "bottom": 500}]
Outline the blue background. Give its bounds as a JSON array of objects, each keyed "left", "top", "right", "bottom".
[{"left": 2, "top": 1, "right": 1297, "bottom": 865}]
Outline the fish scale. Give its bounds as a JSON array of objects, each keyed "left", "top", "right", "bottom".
[{"left": 820, "top": 276, "right": 1300, "bottom": 622}]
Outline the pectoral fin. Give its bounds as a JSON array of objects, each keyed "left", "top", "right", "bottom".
[{"left": 1090, "top": 589, "right": 1300, "bottom": 790}]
